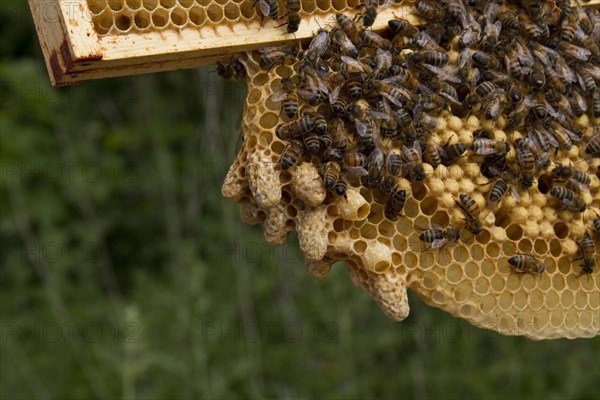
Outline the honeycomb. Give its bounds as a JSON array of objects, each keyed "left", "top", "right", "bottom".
[
  {"left": 86, "top": 0, "right": 365, "bottom": 35},
  {"left": 222, "top": 2, "right": 600, "bottom": 340}
]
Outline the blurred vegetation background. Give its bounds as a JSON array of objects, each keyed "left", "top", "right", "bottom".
[{"left": 1, "top": 3, "right": 599, "bottom": 399}]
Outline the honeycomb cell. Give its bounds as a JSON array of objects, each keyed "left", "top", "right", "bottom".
[
  {"left": 553, "top": 222, "right": 569, "bottom": 239},
  {"left": 108, "top": 0, "right": 124, "bottom": 11},
  {"left": 89, "top": 0, "right": 107, "bottom": 14},
  {"left": 133, "top": 9, "right": 151, "bottom": 28},
  {"left": 143, "top": 0, "right": 159, "bottom": 10},
  {"left": 152, "top": 7, "right": 169, "bottom": 27},
  {"left": 420, "top": 196, "right": 437, "bottom": 215},
  {"left": 470, "top": 244, "right": 484, "bottom": 261},
  {"left": 446, "top": 263, "right": 463, "bottom": 284},
  {"left": 317, "top": 0, "right": 331, "bottom": 11},
  {"left": 160, "top": 0, "right": 176, "bottom": 8},
  {"left": 517, "top": 239, "right": 532, "bottom": 253},
  {"left": 115, "top": 12, "right": 133, "bottom": 31},
  {"left": 170, "top": 7, "right": 187, "bottom": 26},
  {"left": 486, "top": 242, "right": 500, "bottom": 258},
  {"left": 506, "top": 224, "right": 523, "bottom": 241}
]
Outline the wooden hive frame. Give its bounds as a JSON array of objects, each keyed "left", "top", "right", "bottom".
[{"left": 28, "top": 0, "right": 600, "bottom": 87}]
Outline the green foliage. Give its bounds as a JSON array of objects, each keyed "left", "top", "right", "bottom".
[{"left": 1, "top": 9, "right": 599, "bottom": 400}]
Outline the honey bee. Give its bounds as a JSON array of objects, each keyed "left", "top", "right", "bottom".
[
  {"left": 487, "top": 178, "right": 509, "bottom": 208},
  {"left": 456, "top": 193, "right": 483, "bottom": 235},
  {"left": 334, "top": 176, "right": 348, "bottom": 198},
  {"left": 346, "top": 72, "right": 364, "bottom": 100},
  {"left": 335, "top": 13, "right": 360, "bottom": 46},
  {"left": 545, "top": 120, "right": 581, "bottom": 152},
  {"left": 259, "top": 45, "right": 297, "bottom": 69},
  {"left": 369, "top": 80, "right": 406, "bottom": 108},
  {"left": 592, "top": 90, "right": 600, "bottom": 118},
  {"left": 561, "top": 12, "right": 578, "bottom": 42},
  {"left": 276, "top": 0, "right": 301, "bottom": 33},
  {"left": 409, "top": 51, "right": 449, "bottom": 66},
  {"left": 442, "top": 143, "right": 467, "bottom": 166},
  {"left": 497, "top": 5, "right": 520, "bottom": 30},
  {"left": 576, "top": 233, "right": 596, "bottom": 277},
  {"left": 402, "top": 140, "right": 426, "bottom": 182},
  {"left": 388, "top": 17, "right": 419, "bottom": 38},
  {"left": 529, "top": 64, "right": 546, "bottom": 90},
  {"left": 276, "top": 116, "right": 316, "bottom": 141},
  {"left": 280, "top": 140, "right": 304, "bottom": 170},
  {"left": 419, "top": 225, "right": 461, "bottom": 250},
  {"left": 358, "top": 0, "right": 379, "bottom": 28},
  {"left": 507, "top": 81, "right": 525, "bottom": 104},
  {"left": 385, "top": 148, "right": 403, "bottom": 176},
  {"left": 343, "top": 151, "right": 369, "bottom": 176},
  {"left": 480, "top": 155, "right": 507, "bottom": 179},
  {"left": 585, "top": 130, "right": 600, "bottom": 156},
  {"left": 482, "top": 20, "right": 502, "bottom": 52},
  {"left": 366, "top": 147, "right": 385, "bottom": 189},
  {"left": 472, "top": 138, "right": 511, "bottom": 156},
  {"left": 359, "top": 31, "right": 392, "bottom": 51},
  {"left": 508, "top": 253, "right": 546, "bottom": 275},
  {"left": 575, "top": 65, "right": 597, "bottom": 92},
  {"left": 321, "top": 161, "right": 341, "bottom": 191},
  {"left": 328, "top": 118, "right": 348, "bottom": 150},
  {"left": 303, "top": 131, "right": 321, "bottom": 154},
  {"left": 519, "top": 12, "right": 546, "bottom": 40},
  {"left": 504, "top": 50, "right": 523, "bottom": 80},
  {"left": 421, "top": 139, "right": 444, "bottom": 169},
  {"left": 384, "top": 188, "right": 407, "bottom": 221},
  {"left": 272, "top": 77, "right": 298, "bottom": 118},
  {"left": 216, "top": 58, "right": 246, "bottom": 80},
  {"left": 331, "top": 28, "right": 359, "bottom": 58},
  {"left": 302, "top": 111, "right": 327, "bottom": 135},
  {"left": 300, "top": 29, "right": 331, "bottom": 70},
  {"left": 255, "top": 0, "right": 279, "bottom": 20},
  {"left": 550, "top": 186, "right": 586, "bottom": 212},
  {"left": 457, "top": 22, "right": 480, "bottom": 50},
  {"left": 484, "top": 93, "right": 504, "bottom": 120},
  {"left": 559, "top": 40, "right": 592, "bottom": 62},
  {"left": 415, "top": 0, "right": 444, "bottom": 21},
  {"left": 593, "top": 218, "right": 600, "bottom": 238},
  {"left": 516, "top": 142, "right": 536, "bottom": 188},
  {"left": 552, "top": 164, "right": 591, "bottom": 193}
]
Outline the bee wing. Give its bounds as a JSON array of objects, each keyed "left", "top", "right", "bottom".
[
  {"left": 355, "top": 119, "right": 367, "bottom": 137},
  {"left": 439, "top": 91, "right": 461, "bottom": 107},
  {"left": 328, "top": 85, "right": 341, "bottom": 105},
  {"left": 472, "top": 138, "right": 497, "bottom": 155},
  {"left": 431, "top": 238, "right": 447, "bottom": 249},
  {"left": 423, "top": 64, "right": 461, "bottom": 84},
  {"left": 271, "top": 89, "right": 286, "bottom": 102},
  {"left": 563, "top": 43, "right": 591, "bottom": 62},
  {"left": 510, "top": 185, "right": 521, "bottom": 203},
  {"left": 345, "top": 166, "right": 368, "bottom": 176},
  {"left": 583, "top": 64, "right": 600, "bottom": 81},
  {"left": 542, "top": 127, "right": 560, "bottom": 149},
  {"left": 532, "top": 44, "right": 558, "bottom": 70},
  {"left": 258, "top": 0, "right": 271, "bottom": 17},
  {"left": 572, "top": 90, "right": 588, "bottom": 112},
  {"left": 485, "top": 20, "right": 501, "bottom": 36},
  {"left": 340, "top": 55, "right": 364, "bottom": 72},
  {"left": 367, "top": 110, "right": 389, "bottom": 120},
  {"left": 381, "top": 92, "right": 404, "bottom": 107},
  {"left": 555, "top": 59, "right": 577, "bottom": 83},
  {"left": 458, "top": 48, "right": 473, "bottom": 69},
  {"left": 413, "top": 138, "right": 423, "bottom": 160},
  {"left": 570, "top": 178, "right": 590, "bottom": 194},
  {"left": 563, "top": 126, "right": 582, "bottom": 141}
]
